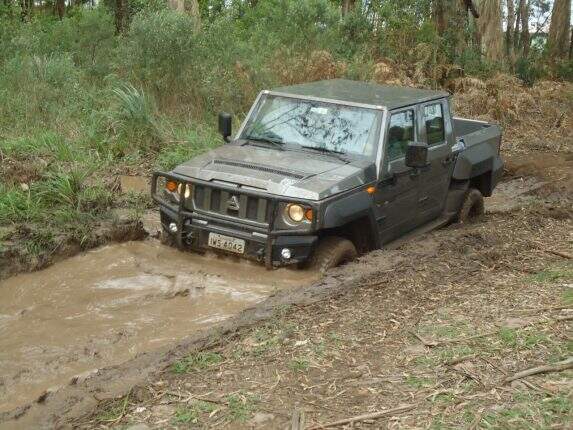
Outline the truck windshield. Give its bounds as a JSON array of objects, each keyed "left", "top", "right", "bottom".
[{"left": 241, "top": 95, "right": 381, "bottom": 157}]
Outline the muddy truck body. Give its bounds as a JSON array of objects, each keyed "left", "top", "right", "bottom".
[{"left": 152, "top": 79, "right": 503, "bottom": 272}]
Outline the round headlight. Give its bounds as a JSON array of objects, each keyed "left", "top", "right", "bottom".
[
  {"left": 178, "top": 183, "right": 191, "bottom": 199},
  {"left": 287, "top": 204, "right": 305, "bottom": 222}
]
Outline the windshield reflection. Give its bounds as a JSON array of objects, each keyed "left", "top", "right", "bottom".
[{"left": 241, "top": 95, "right": 381, "bottom": 157}]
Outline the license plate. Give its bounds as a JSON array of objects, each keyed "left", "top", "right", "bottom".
[{"left": 208, "top": 233, "right": 245, "bottom": 254}]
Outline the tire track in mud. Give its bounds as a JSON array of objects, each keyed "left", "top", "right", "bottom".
[{"left": 0, "top": 177, "right": 558, "bottom": 429}]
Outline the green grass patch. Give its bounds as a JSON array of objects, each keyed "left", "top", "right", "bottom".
[
  {"left": 172, "top": 351, "right": 223, "bottom": 374},
  {"left": 529, "top": 264, "right": 573, "bottom": 284},
  {"left": 496, "top": 327, "right": 552, "bottom": 351},
  {"left": 481, "top": 392, "right": 572, "bottom": 429},
  {"left": 96, "top": 393, "right": 130, "bottom": 423},
  {"left": 289, "top": 357, "right": 310, "bottom": 372},
  {"left": 172, "top": 401, "right": 217, "bottom": 425},
  {"left": 404, "top": 375, "right": 434, "bottom": 389},
  {"left": 226, "top": 392, "right": 258, "bottom": 422}
]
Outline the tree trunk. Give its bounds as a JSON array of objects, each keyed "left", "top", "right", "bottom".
[
  {"left": 506, "top": 0, "right": 515, "bottom": 59},
  {"left": 476, "top": 0, "right": 504, "bottom": 62},
  {"left": 187, "top": 0, "right": 201, "bottom": 30},
  {"left": 547, "top": 0, "right": 571, "bottom": 60},
  {"left": 514, "top": 0, "right": 525, "bottom": 50},
  {"left": 570, "top": 26, "right": 573, "bottom": 59},
  {"left": 115, "top": 0, "right": 125, "bottom": 34},
  {"left": 433, "top": 0, "right": 447, "bottom": 35},
  {"left": 167, "top": 0, "right": 185, "bottom": 12},
  {"left": 520, "top": 0, "right": 530, "bottom": 57},
  {"left": 342, "top": 0, "right": 357, "bottom": 16},
  {"left": 54, "top": 0, "right": 65, "bottom": 20}
]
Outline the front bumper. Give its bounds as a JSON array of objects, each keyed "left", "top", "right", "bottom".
[
  {"left": 153, "top": 171, "right": 320, "bottom": 269},
  {"left": 159, "top": 205, "right": 317, "bottom": 268}
]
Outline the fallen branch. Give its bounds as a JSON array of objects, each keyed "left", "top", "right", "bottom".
[
  {"left": 504, "top": 357, "right": 573, "bottom": 383},
  {"left": 445, "top": 354, "right": 477, "bottom": 366},
  {"left": 542, "top": 248, "right": 572, "bottom": 260},
  {"left": 408, "top": 330, "right": 438, "bottom": 347},
  {"left": 307, "top": 404, "right": 415, "bottom": 429}
]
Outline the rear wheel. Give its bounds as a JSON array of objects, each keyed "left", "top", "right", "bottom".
[
  {"left": 457, "top": 188, "right": 484, "bottom": 223},
  {"left": 311, "top": 236, "right": 357, "bottom": 275}
]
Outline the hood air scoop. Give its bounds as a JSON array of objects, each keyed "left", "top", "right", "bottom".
[{"left": 212, "top": 159, "right": 306, "bottom": 180}]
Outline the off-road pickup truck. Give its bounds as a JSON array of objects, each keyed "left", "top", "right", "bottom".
[{"left": 152, "top": 79, "right": 503, "bottom": 272}]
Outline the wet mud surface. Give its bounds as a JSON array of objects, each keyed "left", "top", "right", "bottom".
[
  {"left": 0, "top": 174, "right": 566, "bottom": 428},
  {"left": 0, "top": 241, "right": 316, "bottom": 413}
]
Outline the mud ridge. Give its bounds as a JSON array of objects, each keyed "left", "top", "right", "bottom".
[{"left": 0, "top": 219, "right": 147, "bottom": 281}]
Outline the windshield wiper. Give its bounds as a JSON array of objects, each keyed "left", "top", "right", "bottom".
[
  {"left": 300, "top": 145, "right": 349, "bottom": 162},
  {"left": 244, "top": 136, "right": 285, "bottom": 151}
]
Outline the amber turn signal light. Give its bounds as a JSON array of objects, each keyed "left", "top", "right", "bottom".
[
  {"left": 366, "top": 186, "right": 376, "bottom": 194},
  {"left": 304, "top": 208, "right": 313, "bottom": 221},
  {"left": 166, "top": 180, "right": 178, "bottom": 192}
]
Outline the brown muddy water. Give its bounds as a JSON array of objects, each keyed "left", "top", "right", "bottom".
[{"left": 0, "top": 241, "right": 316, "bottom": 413}]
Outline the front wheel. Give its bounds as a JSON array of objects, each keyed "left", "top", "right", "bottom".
[{"left": 310, "top": 236, "right": 357, "bottom": 275}]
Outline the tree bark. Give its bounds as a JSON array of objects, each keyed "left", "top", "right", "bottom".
[
  {"left": 547, "top": 0, "right": 571, "bottom": 60},
  {"left": 115, "top": 0, "right": 125, "bottom": 34},
  {"left": 570, "top": 26, "right": 573, "bottom": 59},
  {"left": 54, "top": 0, "right": 65, "bottom": 20},
  {"left": 514, "top": 0, "right": 525, "bottom": 50},
  {"left": 506, "top": 0, "right": 515, "bottom": 59},
  {"left": 433, "top": 0, "right": 447, "bottom": 35},
  {"left": 342, "top": 0, "right": 357, "bottom": 16},
  {"left": 186, "top": 0, "right": 201, "bottom": 31},
  {"left": 520, "top": 0, "right": 530, "bottom": 57},
  {"left": 476, "top": 0, "right": 504, "bottom": 62},
  {"left": 167, "top": 0, "right": 185, "bottom": 12}
]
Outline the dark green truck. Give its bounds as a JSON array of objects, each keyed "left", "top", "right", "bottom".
[{"left": 152, "top": 79, "right": 503, "bottom": 272}]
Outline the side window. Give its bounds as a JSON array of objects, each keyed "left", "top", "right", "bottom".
[
  {"left": 424, "top": 103, "right": 445, "bottom": 145},
  {"left": 387, "top": 110, "right": 415, "bottom": 161}
]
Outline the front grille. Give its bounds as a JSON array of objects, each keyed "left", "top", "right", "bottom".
[{"left": 192, "top": 185, "right": 270, "bottom": 224}]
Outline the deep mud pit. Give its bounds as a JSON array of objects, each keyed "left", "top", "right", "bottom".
[
  {"left": 0, "top": 241, "right": 316, "bottom": 413},
  {"left": 0, "top": 175, "right": 556, "bottom": 419}
]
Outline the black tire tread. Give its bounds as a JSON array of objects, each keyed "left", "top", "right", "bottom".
[{"left": 311, "top": 236, "right": 357, "bottom": 275}]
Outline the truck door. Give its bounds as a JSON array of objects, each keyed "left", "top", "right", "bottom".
[
  {"left": 374, "top": 108, "right": 421, "bottom": 244},
  {"left": 416, "top": 99, "right": 455, "bottom": 224}
]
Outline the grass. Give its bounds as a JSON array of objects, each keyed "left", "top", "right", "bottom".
[
  {"left": 289, "top": 357, "right": 310, "bottom": 372},
  {"left": 226, "top": 393, "right": 258, "bottom": 422},
  {"left": 171, "top": 351, "right": 223, "bottom": 374},
  {"left": 172, "top": 401, "right": 217, "bottom": 425},
  {"left": 529, "top": 264, "right": 573, "bottom": 284},
  {"left": 96, "top": 392, "right": 130, "bottom": 423},
  {"left": 481, "top": 393, "right": 572, "bottom": 430},
  {"left": 404, "top": 375, "right": 434, "bottom": 389}
]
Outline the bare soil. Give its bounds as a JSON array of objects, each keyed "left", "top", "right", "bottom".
[{"left": 1, "top": 170, "right": 570, "bottom": 429}]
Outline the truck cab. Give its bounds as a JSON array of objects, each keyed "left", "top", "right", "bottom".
[{"left": 152, "top": 79, "right": 503, "bottom": 273}]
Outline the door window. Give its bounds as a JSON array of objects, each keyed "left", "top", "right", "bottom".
[
  {"left": 387, "top": 110, "right": 415, "bottom": 161},
  {"left": 424, "top": 103, "right": 445, "bottom": 145}
]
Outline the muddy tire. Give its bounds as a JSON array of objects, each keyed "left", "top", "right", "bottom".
[
  {"left": 311, "top": 236, "right": 357, "bottom": 275},
  {"left": 457, "top": 188, "right": 485, "bottom": 223}
]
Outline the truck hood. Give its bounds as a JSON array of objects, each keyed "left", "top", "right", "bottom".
[{"left": 172, "top": 144, "right": 376, "bottom": 201}]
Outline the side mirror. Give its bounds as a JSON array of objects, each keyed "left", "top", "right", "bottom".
[
  {"left": 218, "top": 112, "right": 232, "bottom": 142},
  {"left": 405, "top": 142, "right": 428, "bottom": 168}
]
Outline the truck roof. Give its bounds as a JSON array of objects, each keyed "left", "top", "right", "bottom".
[{"left": 271, "top": 79, "right": 450, "bottom": 110}]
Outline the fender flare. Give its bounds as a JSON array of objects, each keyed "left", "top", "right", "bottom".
[{"left": 322, "top": 191, "right": 380, "bottom": 248}]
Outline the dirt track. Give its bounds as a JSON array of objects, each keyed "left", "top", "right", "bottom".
[{"left": 1, "top": 170, "right": 571, "bottom": 429}]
